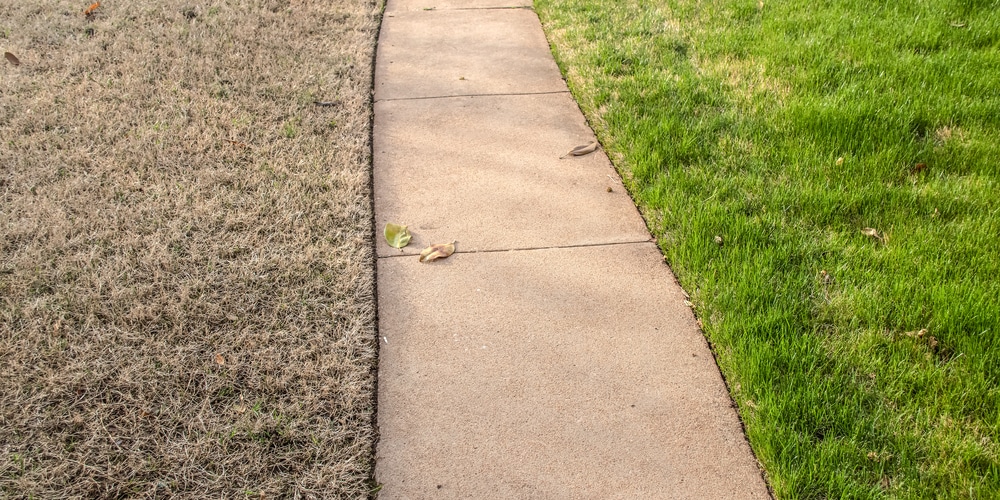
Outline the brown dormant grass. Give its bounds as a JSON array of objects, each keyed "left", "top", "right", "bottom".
[{"left": 1, "top": 1, "right": 382, "bottom": 497}]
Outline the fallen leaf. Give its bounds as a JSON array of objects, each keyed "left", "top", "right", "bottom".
[
  {"left": 905, "top": 328, "right": 927, "bottom": 338},
  {"left": 4, "top": 52, "right": 20, "bottom": 66},
  {"left": 913, "top": 162, "right": 927, "bottom": 173},
  {"left": 227, "top": 139, "right": 250, "bottom": 148},
  {"left": 215, "top": 353, "right": 225, "bottom": 365},
  {"left": 419, "top": 242, "right": 455, "bottom": 263},
  {"left": 560, "top": 141, "right": 598, "bottom": 159},
  {"left": 384, "top": 223, "right": 411, "bottom": 249},
  {"left": 835, "top": 156, "right": 844, "bottom": 166},
  {"left": 683, "top": 300, "right": 694, "bottom": 307},
  {"left": 861, "top": 227, "right": 884, "bottom": 242},
  {"left": 820, "top": 270, "right": 832, "bottom": 284},
  {"left": 950, "top": 21, "right": 966, "bottom": 28},
  {"left": 714, "top": 235, "right": 724, "bottom": 246},
  {"left": 313, "top": 100, "right": 340, "bottom": 107},
  {"left": 84, "top": 1, "right": 100, "bottom": 16}
]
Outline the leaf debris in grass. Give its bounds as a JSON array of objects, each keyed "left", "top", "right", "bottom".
[
  {"left": 861, "top": 227, "right": 885, "bottom": 243},
  {"left": 4, "top": 52, "right": 20, "bottom": 66},
  {"left": 418, "top": 242, "right": 455, "bottom": 263},
  {"left": 84, "top": 2, "right": 100, "bottom": 18},
  {"left": 560, "top": 141, "right": 598, "bottom": 159},
  {"left": 384, "top": 223, "right": 411, "bottom": 249},
  {"left": 215, "top": 354, "right": 225, "bottom": 365}
]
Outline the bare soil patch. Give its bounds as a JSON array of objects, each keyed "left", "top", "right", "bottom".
[{"left": 1, "top": 0, "right": 381, "bottom": 497}]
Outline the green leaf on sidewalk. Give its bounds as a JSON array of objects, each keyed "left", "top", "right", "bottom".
[{"left": 384, "top": 223, "right": 411, "bottom": 249}]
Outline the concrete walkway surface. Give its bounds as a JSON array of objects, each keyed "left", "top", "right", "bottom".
[{"left": 372, "top": 1, "right": 770, "bottom": 498}]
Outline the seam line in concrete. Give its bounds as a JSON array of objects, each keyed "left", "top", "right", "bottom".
[
  {"left": 375, "top": 90, "right": 570, "bottom": 103},
  {"left": 389, "top": 6, "right": 533, "bottom": 13},
  {"left": 377, "top": 239, "right": 656, "bottom": 260}
]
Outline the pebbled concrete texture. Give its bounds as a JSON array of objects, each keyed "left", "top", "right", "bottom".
[
  {"left": 375, "top": 8, "right": 567, "bottom": 100},
  {"left": 376, "top": 244, "right": 768, "bottom": 498},
  {"left": 373, "top": 93, "right": 650, "bottom": 257},
  {"left": 373, "top": 0, "right": 771, "bottom": 497}
]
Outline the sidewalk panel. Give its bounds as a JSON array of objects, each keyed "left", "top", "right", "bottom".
[
  {"left": 376, "top": 9, "right": 566, "bottom": 100},
  {"left": 373, "top": 93, "right": 650, "bottom": 257},
  {"left": 375, "top": 243, "right": 768, "bottom": 498}
]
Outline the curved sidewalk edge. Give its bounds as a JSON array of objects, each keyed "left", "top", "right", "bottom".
[{"left": 372, "top": 1, "right": 771, "bottom": 497}]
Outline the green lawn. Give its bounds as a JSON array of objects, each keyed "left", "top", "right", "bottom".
[{"left": 536, "top": 0, "right": 1000, "bottom": 497}]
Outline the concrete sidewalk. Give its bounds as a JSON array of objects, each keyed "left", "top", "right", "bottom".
[{"left": 372, "top": 1, "right": 770, "bottom": 497}]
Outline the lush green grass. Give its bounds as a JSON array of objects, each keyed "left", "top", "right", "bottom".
[{"left": 536, "top": 0, "right": 1000, "bottom": 497}]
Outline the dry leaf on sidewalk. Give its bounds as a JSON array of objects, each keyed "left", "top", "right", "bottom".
[
  {"left": 384, "top": 223, "right": 411, "bottom": 249},
  {"left": 560, "top": 141, "right": 598, "bottom": 159},
  {"left": 418, "top": 242, "right": 455, "bottom": 263}
]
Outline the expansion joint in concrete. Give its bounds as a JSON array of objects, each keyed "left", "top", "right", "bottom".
[
  {"left": 374, "top": 90, "right": 570, "bottom": 103},
  {"left": 376, "top": 239, "right": 657, "bottom": 260}
]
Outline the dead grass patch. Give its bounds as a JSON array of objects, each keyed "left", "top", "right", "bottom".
[
  {"left": 699, "top": 56, "right": 790, "bottom": 103},
  {"left": 1, "top": 0, "right": 382, "bottom": 497}
]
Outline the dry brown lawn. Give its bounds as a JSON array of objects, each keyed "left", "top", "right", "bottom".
[{"left": 1, "top": 0, "right": 382, "bottom": 497}]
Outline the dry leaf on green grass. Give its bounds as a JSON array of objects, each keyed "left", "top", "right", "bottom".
[
  {"left": 560, "top": 141, "right": 598, "bottom": 159},
  {"left": 384, "top": 223, "right": 411, "bottom": 249},
  {"left": 418, "top": 242, "right": 455, "bottom": 263},
  {"left": 4, "top": 52, "right": 20, "bottom": 66},
  {"left": 861, "top": 227, "right": 885, "bottom": 242}
]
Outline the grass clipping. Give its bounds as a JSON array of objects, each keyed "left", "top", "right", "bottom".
[{"left": 0, "top": 0, "right": 381, "bottom": 497}]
